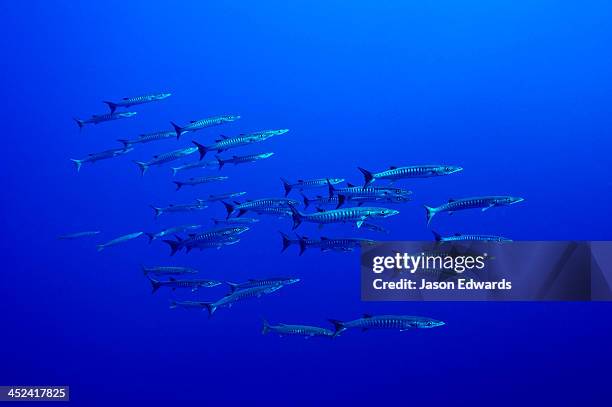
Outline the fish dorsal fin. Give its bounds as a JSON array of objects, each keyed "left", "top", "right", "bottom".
[
  {"left": 316, "top": 195, "right": 323, "bottom": 198},
  {"left": 190, "top": 120, "right": 196, "bottom": 123},
  {"left": 320, "top": 236, "right": 329, "bottom": 240},
  {"left": 454, "top": 233, "right": 462, "bottom": 236},
  {"left": 168, "top": 204, "right": 175, "bottom": 207},
  {"left": 347, "top": 182, "right": 356, "bottom": 188},
  {"left": 122, "top": 97, "right": 129, "bottom": 100},
  {"left": 188, "top": 233, "right": 196, "bottom": 237},
  {"left": 389, "top": 166, "right": 397, "bottom": 169},
  {"left": 220, "top": 134, "right": 228, "bottom": 139},
  {"left": 315, "top": 207, "right": 325, "bottom": 212},
  {"left": 298, "top": 179, "right": 304, "bottom": 183},
  {"left": 232, "top": 155, "right": 238, "bottom": 159},
  {"left": 448, "top": 199, "right": 456, "bottom": 203},
  {"left": 169, "top": 277, "right": 176, "bottom": 282},
  {"left": 248, "top": 279, "right": 256, "bottom": 282},
  {"left": 363, "top": 313, "right": 373, "bottom": 318}
]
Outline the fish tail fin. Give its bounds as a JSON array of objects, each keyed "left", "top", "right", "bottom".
[
  {"left": 424, "top": 205, "right": 437, "bottom": 226},
  {"left": 117, "top": 139, "right": 131, "bottom": 148},
  {"left": 298, "top": 236, "right": 307, "bottom": 256},
  {"left": 221, "top": 201, "right": 235, "bottom": 219},
  {"left": 173, "top": 181, "right": 183, "bottom": 191},
  {"left": 162, "top": 239, "right": 180, "bottom": 256},
  {"left": 171, "top": 167, "right": 179, "bottom": 176},
  {"left": 147, "top": 274, "right": 161, "bottom": 293},
  {"left": 150, "top": 205, "right": 163, "bottom": 218},
  {"left": 73, "top": 118, "right": 84, "bottom": 130},
  {"left": 144, "top": 232, "right": 155, "bottom": 243},
  {"left": 280, "top": 177, "right": 292, "bottom": 196},
  {"left": 300, "top": 193, "right": 310, "bottom": 208},
  {"left": 261, "top": 317, "right": 271, "bottom": 335},
  {"left": 192, "top": 140, "right": 207, "bottom": 160},
  {"left": 134, "top": 161, "right": 148, "bottom": 176},
  {"left": 171, "top": 121, "right": 183, "bottom": 138},
  {"left": 203, "top": 303, "right": 216, "bottom": 318},
  {"left": 328, "top": 319, "right": 346, "bottom": 337},
  {"left": 104, "top": 101, "right": 118, "bottom": 114},
  {"left": 327, "top": 178, "right": 336, "bottom": 198},
  {"left": 141, "top": 265, "right": 149, "bottom": 275},
  {"left": 216, "top": 155, "right": 225, "bottom": 169},
  {"left": 279, "top": 231, "right": 293, "bottom": 252},
  {"left": 358, "top": 167, "right": 374, "bottom": 187},
  {"left": 432, "top": 230, "right": 442, "bottom": 242},
  {"left": 288, "top": 205, "right": 303, "bottom": 230},
  {"left": 336, "top": 194, "right": 346, "bottom": 209},
  {"left": 70, "top": 159, "right": 83, "bottom": 173}
]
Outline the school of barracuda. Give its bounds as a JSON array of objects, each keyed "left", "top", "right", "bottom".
[{"left": 64, "top": 92, "right": 524, "bottom": 338}]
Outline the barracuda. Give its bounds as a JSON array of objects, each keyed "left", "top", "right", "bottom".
[
  {"left": 147, "top": 275, "right": 222, "bottom": 293},
  {"left": 192, "top": 133, "right": 276, "bottom": 160},
  {"left": 425, "top": 196, "right": 525, "bottom": 226},
  {"left": 144, "top": 224, "right": 203, "bottom": 243},
  {"left": 142, "top": 266, "right": 199, "bottom": 276},
  {"left": 169, "top": 300, "right": 211, "bottom": 310},
  {"left": 262, "top": 319, "right": 335, "bottom": 338},
  {"left": 212, "top": 217, "right": 260, "bottom": 225},
  {"left": 222, "top": 198, "right": 300, "bottom": 218},
  {"left": 201, "top": 284, "right": 291, "bottom": 317},
  {"left": 150, "top": 201, "right": 208, "bottom": 218},
  {"left": 171, "top": 160, "right": 218, "bottom": 176},
  {"left": 226, "top": 277, "right": 300, "bottom": 293},
  {"left": 70, "top": 146, "right": 133, "bottom": 172},
  {"left": 118, "top": 130, "right": 176, "bottom": 148},
  {"left": 173, "top": 175, "right": 228, "bottom": 191},
  {"left": 163, "top": 235, "right": 241, "bottom": 256},
  {"left": 134, "top": 147, "right": 198, "bottom": 175},
  {"left": 200, "top": 192, "right": 247, "bottom": 203},
  {"left": 281, "top": 177, "right": 344, "bottom": 197},
  {"left": 358, "top": 165, "right": 463, "bottom": 187},
  {"left": 104, "top": 92, "right": 171, "bottom": 113},
  {"left": 171, "top": 114, "right": 241, "bottom": 138},
  {"left": 73, "top": 111, "right": 137, "bottom": 129},
  {"left": 329, "top": 314, "right": 445, "bottom": 336},
  {"left": 162, "top": 227, "right": 248, "bottom": 255},
  {"left": 96, "top": 231, "right": 144, "bottom": 252},
  {"left": 216, "top": 152, "right": 274, "bottom": 169},
  {"left": 432, "top": 231, "right": 512, "bottom": 243},
  {"left": 58, "top": 231, "right": 101, "bottom": 240},
  {"left": 280, "top": 232, "right": 321, "bottom": 255},
  {"left": 288, "top": 205, "right": 399, "bottom": 229}
]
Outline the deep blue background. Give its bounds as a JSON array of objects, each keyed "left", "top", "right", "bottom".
[{"left": 1, "top": 1, "right": 611, "bottom": 404}]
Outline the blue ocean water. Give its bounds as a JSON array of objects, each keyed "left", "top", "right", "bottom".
[{"left": 1, "top": 1, "right": 611, "bottom": 404}]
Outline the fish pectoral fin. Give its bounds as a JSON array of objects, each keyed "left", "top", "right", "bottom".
[
  {"left": 482, "top": 204, "right": 495, "bottom": 212},
  {"left": 356, "top": 220, "right": 364, "bottom": 228}
]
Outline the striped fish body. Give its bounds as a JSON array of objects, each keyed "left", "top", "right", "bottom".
[
  {"left": 212, "top": 285, "right": 282, "bottom": 309},
  {"left": 319, "top": 237, "right": 376, "bottom": 252},
  {"left": 89, "top": 111, "right": 137, "bottom": 123},
  {"left": 204, "top": 192, "right": 247, "bottom": 202},
  {"left": 227, "top": 278, "right": 298, "bottom": 292},
  {"left": 171, "top": 300, "right": 210, "bottom": 309},
  {"left": 304, "top": 207, "right": 389, "bottom": 224},
  {"left": 142, "top": 266, "right": 198, "bottom": 275},
  {"left": 160, "top": 278, "right": 222, "bottom": 290},
  {"left": 107, "top": 93, "right": 171, "bottom": 110},
  {"left": 427, "top": 196, "right": 524, "bottom": 222},
  {"left": 58, "top": 231, "right": 100, "bottom": 240},
  {"left": 160, "top": 203, "right": 207, "bottom": 213},
  {"left": 218, "top": 152, "right": 274, "bottom": 167},
  {"left": 188, "top": 237, "right": 240, "bottom": 251},
  {"left": 437, "top": 233, "right": 511, "bottom": 243},
  {"left": 252, "top": 207, "right": 292, "bottom": 217},
  {"left": 148, "top": 147, "right": 198, "bottom": 166},
  {"left": 264, "top": 323, "right": 334, "bottom": 338},
  {"left": 337, "top": 315, "right": 444, "bottom": 332},
  {"left": 374, "top": 165, "right": 454, "bottom": 180},
  {"left": 149, "top": 224, "right": 202, "bottom": 240},
  {"left": 122, "top": 130, "right": 176, "bottom": 146},
  {"left": 97, "top": 231, "right": 143, "bottom": 251},
  {"left": 172, "top": 160, "right": 218, "bottom": 175},
  {"left": 183, "top": 115, "right": 240, "bottom": 132},
  {"left": 234, "top": 198, "right": 299, "bottom": 212},
  {"left": 180, "top": 176, "right": 228, "bottom": 186},
  {"left": 213, "top": 217, "right": 259, "bottom": 225},
  {"left": 87, "top": 147, "right": 133, "bottom": 162},
  {"left": 301, "top": 194, "right": 340, "bottom": 208}
]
